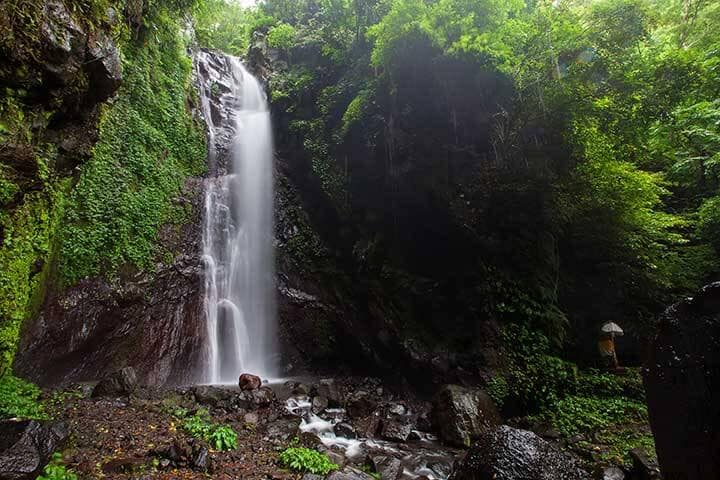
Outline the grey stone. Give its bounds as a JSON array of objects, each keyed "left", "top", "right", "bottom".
[
  {"left": 0, "top": 420, "right": 69, "bottom": 480},
  {"left": 448, "top": 425, "right": 589, "bottom": 480},
  {"left": 92, "top": 367, "right": 138, "bottom": 397},
  {"left": 432, "top": 384, "right": 501, "bottom": 447}
]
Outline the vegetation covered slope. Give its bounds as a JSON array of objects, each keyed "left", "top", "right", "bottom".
[{"left": 0, "top": 0, "right": 205, "bottom": 378}]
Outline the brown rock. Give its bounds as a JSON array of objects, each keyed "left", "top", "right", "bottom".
[{"left": 239, "top": 373, "right": 262, "bottom": 390}]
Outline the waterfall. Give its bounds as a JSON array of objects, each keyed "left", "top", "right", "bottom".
[{"left": 196, "top": 51, "right": 278, "bottom": 384}]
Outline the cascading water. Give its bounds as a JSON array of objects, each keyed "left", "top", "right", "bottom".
[{"left": 196, "top": 51, "right": 278, "bottom": 384}]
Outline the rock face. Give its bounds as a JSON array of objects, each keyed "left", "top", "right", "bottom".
[
  {"left": 0, "top": 420, "right": 68, "bottom": 480},
  {"left": 92, "top": 367, "right": 138, "bottom": 397},
  {"left": 642, "top": 282, "right": 720, "bottom": 480},
  {"left": 15, "top": 219, "right": 205, "bottom": 386},
  {"left": 448, "top": 425, "right": 589, "bottom": 480},
  {"left": 433, "top": 385, "right": 501, "bottom": 447},
  {"left": 14, "top": 179, "right": 206, "bottom": 387}
]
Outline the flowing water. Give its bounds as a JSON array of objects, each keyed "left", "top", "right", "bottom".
[{"left": 196, "top": 51, "right": 277, "bottom": 384}]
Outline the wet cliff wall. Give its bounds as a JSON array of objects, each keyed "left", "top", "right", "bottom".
[{"left": 3, "top": 0, "right": 208, "bottom": 385}]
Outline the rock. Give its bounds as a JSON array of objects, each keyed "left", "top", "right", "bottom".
[
  {"left": 346, "top": 391, "right": 377, "bottom": 419},
  {"left": 324, "top": 449, "right": 346, "bottom": 468},
  {"left": 302, "top": 475, "right": 325, "bottom": 480},
  {"left": 602, "top": 466, "right": 626, "bottom": 480},
  {"left": 298, "top": 432, "right": 323, "bottom": 449},
  {"left": 250, "top": 386, "right": 275, "bottom": 407},
  {"left": 84, "top": 29, "right": 122, "bottom": 102},
  {"left": 370, "top": 455, "right": 402, "bottom": 480},
  {"left": 239, "top": 373, "right": 262, "bottom": 390},
  {"left": 327, "top": 467, "right": 375, "bottom": 480},
  {"left": 39, "top": 0, "right": 86, "bottom": 84},
  {"left": 0, "top": 420, "right": 69, "bottom": 480},
  {"left": 316, "top": 378, "right": 345, "bottom": 407},
  {"left": 101, "top": 457, "right": 146, "bottom": 474},
  {"left": 432, "top": 384, "right": 500, "bottom": 447},
  {"left": 334, "top": 422, "right": 357, "bottom": 439},
  {"left": 191, "top": 444, "right": 209, "bottom": 471},
  {"left": 429, "top": 461, "right": 452, "bottom": 478},
  {"left": 244, "top": 412, "right": 259, "bottom": 424},
  {"left": 643, "top": 282, "right": 720, "bottom": 480},
  {"left": 292, "top": 383, "right": 311, "bottom": 395},
  {"left": 447, "top": 425, "right": 589, "bottom": 480},
  {"left": 312, "top": 396, "right": 329, "bottom": 414},
  {"left": 265, "top": 416, "right": 301, "bottom": 443},
  {"left": 387, "top": 403, "right": 406, "bottom": 416},
  {"left": 92, "top": 367, "right": 138, "bottom": 397},
  {"left": 380, "top": 416, "right": 414, "bottom": 442},
  {"left": 629, "top": 448, "right": 661, "bottom": 480},
  {"left": 191, "top": 386, "right": 235, "bottom": 406}
]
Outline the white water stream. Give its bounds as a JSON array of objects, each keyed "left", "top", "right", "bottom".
[{"left": 196, "top": 52, "right": 277, "bottom": 384}]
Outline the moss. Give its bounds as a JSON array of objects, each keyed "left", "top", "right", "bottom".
[
  {"left": 0, "top": 177, "right": 68, "bottom": 374},
  {"left": 58, "top": 11, "right": 206, "bottom": 285}
]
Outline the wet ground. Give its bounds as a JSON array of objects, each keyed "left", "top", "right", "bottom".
[{"left": 45, "top": 377, "right": 459, "bottom": 480}]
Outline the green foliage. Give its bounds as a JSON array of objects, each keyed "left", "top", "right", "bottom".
[
  {"left": 0, "top": 374, "right": 46, "bottom": 420},
  {"left": 591, "top": 427, "right": 656, "bottom": 467},
  {"left": 278, "top": 447, "right": 339, "bottom": 475},
  {"left": 193, "top": 0, "right": 273, "bottom": 56},
  {"left": 698, "top": 196, "right": 720, "bottom": 252},
  {"left": 543, "top": 394, "right": 647, "bottom": 437},
  {"left": 0, "top": 179, "right": 68, "bottom": 374},
  {"left": 181, "top": 410, "right": 238, "bottom": 451},
  {"left": 267, "top": 23, "right": 297, "bottom": 50},
  {"left": 36, "top": 453, "right": 78, "bottom": 480},
  {"left": 58, "top": 11, "right": 206, "bottom": 285},
  {"left": 492, "top": 324, "right": 577, "bottom": 411},
  {"left": 207, "top": 425, "right": 238, "bottom": 451}
]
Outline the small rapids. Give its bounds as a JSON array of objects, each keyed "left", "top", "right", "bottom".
[{"left": 285, "top": 396, "right": 457, "bottom": 480}]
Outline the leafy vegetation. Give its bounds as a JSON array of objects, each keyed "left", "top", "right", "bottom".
[
  {"left": 181, "top": 409, "right": 238, "bottom": 451},
  {"left": 0, "top": 374, "right": 46, "bottom": 419},
  {"left": 36, "top": 453, "right": 78, "bottom": 480},
  {"left": 278, "top": 446, "right": 339, "bottom": 475},
  {"left": 58, "top": 10, "right": 206, "bottom": 285}
]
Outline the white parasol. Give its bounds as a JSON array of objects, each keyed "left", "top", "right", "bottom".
[{"left": 600, "top": 322, "right": 624, "bottom": 336}]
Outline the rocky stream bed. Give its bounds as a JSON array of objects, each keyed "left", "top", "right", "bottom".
[{"left": 0, "top": 372, "right": 662, "bottom": 480}]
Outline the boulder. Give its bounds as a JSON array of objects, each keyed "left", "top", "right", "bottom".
[
  {"left": 0, "top": 420, "right": 69, "bottom": 480},
  {"left": 629, "top": 448, "right": 661, "bottom": 480},
  {"left": 642, "top": 282, "right": 720, "bottom": 480},
  {"left": 432, "top": 384, "right": 500, "bottom": 447},
  {"left": 239, "top": 373, "right": 262, "bottom": 391},
  {"left": 334, "top": 422, "right": 357, "bottom": 439},
  {"left": 448, "top": 425, "right": 589, "bottom": 480},
  {"left": 265, "top": 416, "right": 301, "bottom": 443},
  {"left": 312, "top": 395, "right": 329, "bottom": 414},
  {"left": 315, "top": 378, "right": 345, "bottom": 407},
  {"left": 602, "top": 466, "right": 626, "bottom": 480},
  {"left": 92, "top": 367, "right": 138, "bottom": 397},
  {"left": 380, "top": 416, "right": 414, "bottom": 442},
  {"left": 369, "top": 455, "right": 403, "bottom": 480},
  {"left": 191, "top": 386, "right": 235, "bottom": 406},
  {"left": 346, "top": 391, "right": 377, "bottom": 419}
]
